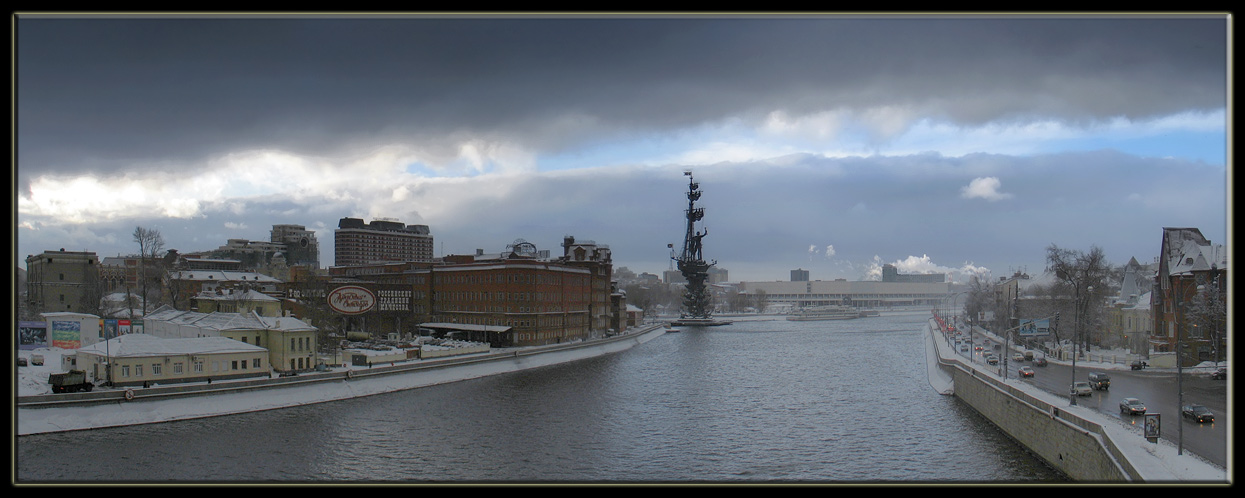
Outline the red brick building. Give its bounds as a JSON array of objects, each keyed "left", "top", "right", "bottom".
[
  {"left": 302, "top": 236, "right": 616, "bottom": 347},
  {"left": 1151, "top": 227, "right": 1228, "bottom": 363}
]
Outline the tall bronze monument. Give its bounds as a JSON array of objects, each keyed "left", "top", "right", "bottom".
[{"left": 672, "top": 171, "right": 730, "bottom": 326}]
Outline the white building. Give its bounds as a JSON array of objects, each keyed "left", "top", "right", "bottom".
[{"left": 75, "top": 333, "right": 269, "bottom": 387}]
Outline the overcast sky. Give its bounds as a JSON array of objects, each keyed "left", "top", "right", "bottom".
[{"left": 14, "top": 13, "right": 1230, "bottom": 283}]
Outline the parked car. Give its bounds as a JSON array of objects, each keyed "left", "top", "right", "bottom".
[
  {"left": 1088, "top": 372, "right": 1110, "bottom": 391},
  {"left": 1070, "top": 381, "right": 1092, "bottom": 396},
  {"left": 17, "top": 357, "right": 27, "bottom": 367},
  {"left": 1210, "top": 367, "right": 1227, "bottom": 380},
  {"left": 1181, "top": 404, "right": 1215, "bottom": 423},
  {"left": 1011, "top": 353, "right": 1025, "bottom": 363},
  {"left": 986, "top": 355, "right": 999, "bottom": 365},
  {"left": 1032, "top": 356, "right": 1048, "bottom": 367},
  {"left": 1119, "top": 397, "right": 1147, "bottom": 415},
  {"left": 1018, "top": 366, "right": 1035, "bottom": 378},
  {"left": 1130, "top": 360, "right": 1148, "bottom": 370}
]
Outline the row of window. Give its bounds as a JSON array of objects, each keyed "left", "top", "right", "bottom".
[{"left": 118, "top": 358, "right": 262, "bottom": 378}]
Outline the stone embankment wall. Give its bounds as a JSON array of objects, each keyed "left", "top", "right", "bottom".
[{"left": 933, "top": 337, "right": 1141, "bottom": 481}]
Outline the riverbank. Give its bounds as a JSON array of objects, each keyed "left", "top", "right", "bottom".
[
  {"left": 925, "top": 318, "right": 1227, "bottom": 483},
  {"left": 17, "top": 324, "right": 666, "bottom": 435}
]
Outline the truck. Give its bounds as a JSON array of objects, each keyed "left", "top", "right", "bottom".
[{"left": 48, "top": 370, "right": 95, "bottom": 394}]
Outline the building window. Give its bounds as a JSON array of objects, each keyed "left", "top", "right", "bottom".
[
  {"left": 252, "top": 358, "right": 260, "bottom": 368},
  {"left": 135, "top": 364, "right": 143, "bottom": 377},
  {"left": 241, "top": 359, "right": 247, "bottom": 369},
  {"left": 232, "top": 360, "right": 238, "bottom": 370},
  {"left": 173, "top": 362, "right": 183, "bottom": 374},
  {"left": 194, "top": 361, "right": 204, "bottom": 373},
  {"left": 152, "top": 363, "right": 162, "bottom": 376},
  {"left": 121, "top": 365, "right": 130, "bottom": 378}
]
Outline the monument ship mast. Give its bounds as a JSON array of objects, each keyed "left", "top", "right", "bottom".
[{"left": 672, "top": 171, "right": 730, "bottom": 326}]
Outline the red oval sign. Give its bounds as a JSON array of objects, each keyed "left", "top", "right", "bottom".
[{"left": 327, "top": 285, "right": 376, "bottom": 315}]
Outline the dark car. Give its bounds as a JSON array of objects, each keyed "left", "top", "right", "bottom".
[
  {"left": 1119, "top": 397, "right": 1147, "bottom": 416},
  {"left": 1032, "top": 356, "right": 1048, "bottom": 367},
  {"left": 1018, "top": 366, "right": 1035, "bottom": 378},
  {"left": 1130, "top": 360, "right": 1148, "bottom": 370},
  {"left": 17, "top": 357, "right": 27, "bottom": 367},
  {"left": 1181, "top": 404, "right": 1215, "bottom": 423},
  {"left": 1088, "top": 372, "right": 1110, "bottom": 391},
  {"left": 1211, "top": 367, "right": 1227, "bottom": 380}
]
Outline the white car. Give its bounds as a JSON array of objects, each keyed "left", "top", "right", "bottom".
[{"left": 1070, "top": 381, "right": 1092, "bottom": 396}]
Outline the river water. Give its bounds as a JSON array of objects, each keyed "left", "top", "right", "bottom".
[{"left": 15, "top": 311, "right": 1066, "bottom": 483}]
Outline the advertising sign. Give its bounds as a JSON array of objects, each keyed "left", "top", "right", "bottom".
[
  {"left": 1144, "top": 413, "right": 1161, "bottom": 441},
  {"left": 1017, "top": 318, "right": 1051, "bottom": 337},
  {"left": 18, "top": 321, "right": 47, "bottom": 349},
  {"left": 51, "top": 320, "right": 82, "bottom": 349},
  {"left": 327, "top": 285, "right": 377, "bottom": 315},
  {"left": 103, "top": 319, "right": 119, "bottom": 340}
]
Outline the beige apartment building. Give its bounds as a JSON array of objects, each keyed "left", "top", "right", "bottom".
[{"left": 75, "top": 333, "right": 269, "bottom": 387}]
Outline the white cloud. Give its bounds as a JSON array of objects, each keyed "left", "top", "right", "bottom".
[{"left": 960, "top": 177, "right": 1014, "bottom": 201}]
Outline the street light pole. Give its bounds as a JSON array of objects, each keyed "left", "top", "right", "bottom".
[
  {"left": 1177, "top": 277, "right": 1185, "bottom": 456},
  {"left": 1070, "top": 283, "right": 1079, "bottom": 406}
]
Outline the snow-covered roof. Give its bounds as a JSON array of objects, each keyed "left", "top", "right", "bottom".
[
  {"left": 40, "top": 312, "right": 100, "bottom": 320},
  {"left": 168, "top": 270, "right": 282, "bottom": 283},
  {"left": 420, "top": 322, "right": 512, "bottom": 333},
  {"left": 76, "top": 333, "right": 265, "bottom": 358},
  {"left": 194, "top": 289, "right": 279, "bottom": 302},
  {"left": 1164, "top": 227, "right": 1228, "bottom": 275},
  {"left": 255, "top": 315, "right": 317, "bottom": 332},
  {"left": 144, "top": 309, "right": 266, "bottom": 331}
]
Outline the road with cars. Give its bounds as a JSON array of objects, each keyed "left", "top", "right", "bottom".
[{"left": 948, "top": 325, "right": 1227, "bottom": 469}]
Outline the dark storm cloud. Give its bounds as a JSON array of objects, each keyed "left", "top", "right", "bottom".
[{"left": 16, "top": 15, "right": 1227, "bottom": 183}]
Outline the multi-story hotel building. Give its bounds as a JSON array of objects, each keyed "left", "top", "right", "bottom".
[{"left": 334, "top": 217, "right": 434, "bottom": 267}]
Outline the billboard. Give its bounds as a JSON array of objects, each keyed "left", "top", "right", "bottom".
[
  {"left": 51, "top": 320, "right": 82, "bottom": 349},
  {"left": 1017, "top": 318, "right": 1051, "bottom": 337},
  {"left": 18, "top": 321, "right": 47, "bottom": 349}
]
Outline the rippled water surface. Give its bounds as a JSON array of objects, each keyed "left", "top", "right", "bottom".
[{"left": 16, "top": 312, "right": 1066, "bottom": 483}]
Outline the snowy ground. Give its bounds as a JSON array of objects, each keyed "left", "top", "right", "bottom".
[
  {"left": 924, "top": 319, "right": 1229, "bottom": 483},
  {"left": 15, "top": 326, "right": 666, "bottom": 435}
]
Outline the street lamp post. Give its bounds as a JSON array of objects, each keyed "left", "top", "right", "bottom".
[{"left": 1176, "top": 279, "right": 1188, "bottom": 456}]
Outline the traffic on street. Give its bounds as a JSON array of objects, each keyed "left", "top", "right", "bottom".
[{"left": 940, "top": 318, "right": 1227, "bottom": 469}]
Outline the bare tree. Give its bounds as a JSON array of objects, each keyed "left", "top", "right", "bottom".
[
  {"left": 1185, "top": 275, "right": 1227, "bottom": 365},
  {"left": 964, "top": 274, "right": 994, "bottom": 332},
  {"left": 1045, "top": 244, "right": 1118, "bottom": 352},
  {"left": 133, "top": 226, "right": 166, "bottom": 315}
]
